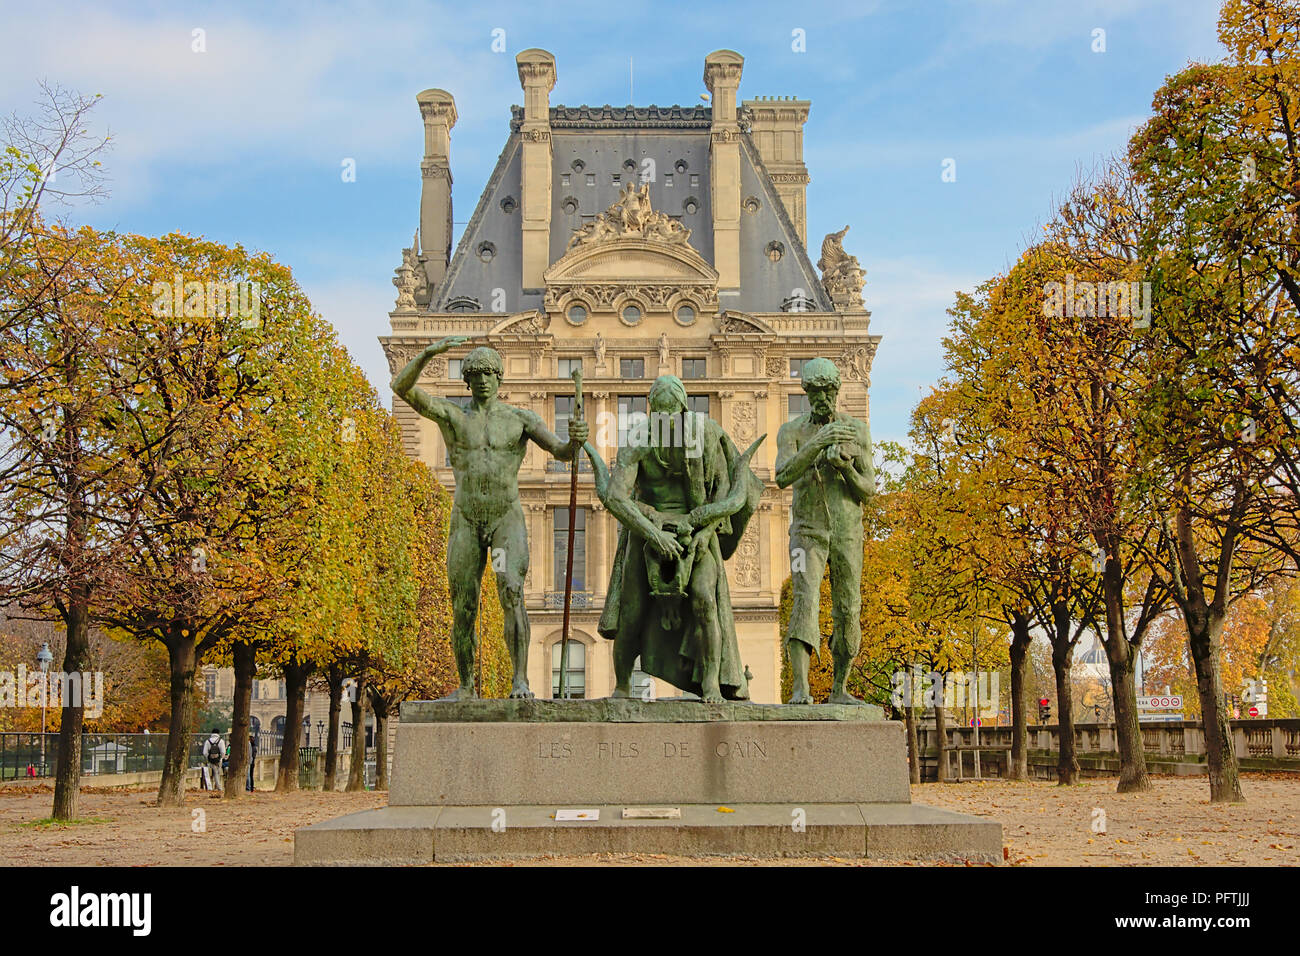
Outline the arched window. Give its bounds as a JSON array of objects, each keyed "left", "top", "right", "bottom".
[{"left": 551, "top": 641, "right": 586, "bottom": 699}]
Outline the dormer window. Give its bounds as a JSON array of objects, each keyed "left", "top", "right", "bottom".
[{"left": 446, "top": 296, "right": 481, "bottom": 313}]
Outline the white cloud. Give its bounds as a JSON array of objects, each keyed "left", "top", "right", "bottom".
[
  {"left": 862, "top": 256, "right": 985, "bottom": 440},
  {"left": 0, "top": 4, "right": 510, "bottom": 201},
  {"left": 301, "top": 275, "right": 397, "bottom": 403}
]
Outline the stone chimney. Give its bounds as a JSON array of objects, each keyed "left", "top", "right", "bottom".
[
  {"left": 743, "top": 96, "right": 811, "bottom": 247},
  {"left": 416, "top": 89, "right": 457, "bottom": 290},
  {"left": 704, "top": 50, "right": 744, "bottom": 291},
  {"left": 516, "top": 48, "right": 556, "bottom": 291}
]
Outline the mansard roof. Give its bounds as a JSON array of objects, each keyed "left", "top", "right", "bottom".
[{"left": 430, "top": 104, "right": 832, "bottom": 315}]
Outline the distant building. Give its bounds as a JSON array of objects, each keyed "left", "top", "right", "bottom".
[{"left": 380, "top": 49, "right": 879, "bottom": 703}]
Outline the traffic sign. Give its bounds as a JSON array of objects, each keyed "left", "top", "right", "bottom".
[
  {"left": 1249, "top": 706, "right": 1259, "bottom": 717},
  {"left": 1137, "top": 695, "right": 1182, "bottom": 710}
]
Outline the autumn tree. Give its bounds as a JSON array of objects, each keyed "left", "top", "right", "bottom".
[
  {"left": 0, "top": 225, "right": 173, "bottom": 819},
  {"left": 1129, "top": 15, "right": 1300, "bottom": 799},
  {"left": 85, "top": 233, "right": 326, "bottom": 806},
  {"left": 944, "top": 265, "right": 1109, "bottom": 784}
]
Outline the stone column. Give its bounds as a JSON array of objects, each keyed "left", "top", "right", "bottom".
[
  {"left": 516, "top": 49, "right": 556, "bottom": 291},
  {"left": 416, "top": 89, "right": 457, "bottom": 290},
  {"left": 704, "top": 50, "right": 743, "bottom": 291}
]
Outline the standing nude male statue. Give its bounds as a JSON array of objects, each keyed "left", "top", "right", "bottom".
[
  {"left": 392, "top": 337, "right": 588, "bottom": 699},
  {"left": 775, "top": 358, "right": 875, "bottom": 705}
]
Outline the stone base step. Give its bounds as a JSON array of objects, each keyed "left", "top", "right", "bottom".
[{"left": 294, "top": 802, "right": 1002, "bottom": 865}]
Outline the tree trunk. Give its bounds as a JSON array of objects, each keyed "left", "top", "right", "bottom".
[
  {"left": 51, "top": 359, "right": 91, "bottom": 821},
  {"left": 1008, "top": 610, "right": 1031, "bottom": 782},
  {"left": 1052, "top": 644, "right": 1079, "bottom": 785},
  {"left": 371, "top": 691, "right": 390, "bottom": 792},
  {"left": 51, "top": 589, "right": 90, "bottom": 820},
  {"left": 275, "top": 657, "right": 310, "bottom": 792},
  {"left": 1173, "top": 503, "right": 1246, "bottom": 803},
  {"left": 1051, "top": 602, "right": 1080, "bottom": 785},
  {"left": 1186, "top": 606, "right": 1245, "bottom": 802},
  {"left": 157, "top": 630, "right": 198, "bottom": 807},
  {"left": 224, "top": 641, "right": 255, "bottom": 799},
  {"left": 1102, "top": 560, "right": 1149, "bottom": 793},
  {"left": 324, "top": 664, "right": 343, "bottom": 792},
  {"left": 904, "top": 705, "right": 921, "bottom": 784},
  {"left": 346, "top": 685, "right": 368, "bottom": 792},
  {"left": 933, "top": 681, "right": 949, "bottom": 783}
]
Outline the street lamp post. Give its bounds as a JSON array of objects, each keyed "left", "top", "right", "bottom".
[
  {"left": 316, "top": 720, "right": 324, "bottom": 748},
  {"left": 36, "top": 643, "right": 53, "bottom": 776}
]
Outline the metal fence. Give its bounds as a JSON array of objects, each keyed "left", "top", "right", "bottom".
[{"left": 0, "top": 731, "right": 283, "bottom": 781}]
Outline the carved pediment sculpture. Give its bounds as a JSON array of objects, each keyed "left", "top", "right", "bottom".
[
  {"left": 566, "top": 182, "right": 693, "bottom": 252},
  {"left": 817, "top": 225, "right": 865, "bottom": 311}
]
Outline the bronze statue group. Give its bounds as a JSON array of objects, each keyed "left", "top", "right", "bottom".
[{"left": 393, "top": 340, "right": 873, "bottom": 706}]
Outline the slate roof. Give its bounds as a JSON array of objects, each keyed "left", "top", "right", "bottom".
[{"left": 431, "top": 105, "right": 831, "bottom": 314}]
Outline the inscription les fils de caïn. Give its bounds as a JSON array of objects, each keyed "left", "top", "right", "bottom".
[{"left": 536, "top": 740, "right": 769, "bottom": 759}]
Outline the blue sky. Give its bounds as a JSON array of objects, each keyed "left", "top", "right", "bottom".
[{"left": 3, "top": 0, "right": 1225, "bottom": 447}]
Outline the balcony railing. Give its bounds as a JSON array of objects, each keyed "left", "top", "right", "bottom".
[
  {"left": 543, "top": 590, "right": 593, "bottom": 609},
  {"left": 546, "top": 458, "right": 593, "bottom": 473}
]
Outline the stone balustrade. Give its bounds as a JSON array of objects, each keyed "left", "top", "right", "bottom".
[{"left": 908, "top": 718, "right": 1300, "bottom": 781}]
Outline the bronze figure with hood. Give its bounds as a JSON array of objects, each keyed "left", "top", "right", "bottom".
[{"left": 583, "top": 375, "right": 764, "bottom": 703}]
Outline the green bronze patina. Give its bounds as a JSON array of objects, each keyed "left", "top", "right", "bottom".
[
  {"left": 775, "top": 357, "right": 876, "bottom": 705},
  {"left": 585, "top": 375, "right": 765, "bottom": 704},
  {"left": 391, "top": 337, "right": 588, "bottom": 700}
]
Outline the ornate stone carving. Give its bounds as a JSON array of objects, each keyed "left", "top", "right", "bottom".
[
  {"left": 565, "top": 183, "right": 692, "bottom": 252},
  {"left": 546, "top": 283, "right": 717, "bottom": 313},
  {"left": 719, "top": 314, "right": 765, "bottom": 335},
  {"left": 420, "top": 163, "right": 450, "bottom": 180},
  {"left": 384, "top": 344, "right": 416, "bottom": 375},
  {"left": 766, "top": 354, "right": 786, "bottom": 377},
  {"left": 392, "top": 235, "right": 428, "bottom": 312},
  {"left": 521, "top": 129, "right": 551, "bottom": 143},
  {"left": 735, "top": 522, "right": 760, "bottom": 587},
  {"left": 657, "top": 332, "right": 670, "bottom": 366},
  {"left": 497, "top": 313, "right": 546, "bottom": 336},
  {"left": 837, "top": 343, "right": 878, "bottom": 385},
  {"left": 732, "top": 400, "right": 756, "bottom": 443},
  {"left": 818, "top": 225, "right": 866, "bottom": 311}
]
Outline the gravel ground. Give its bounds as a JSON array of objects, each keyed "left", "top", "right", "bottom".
[{"left": 0, "top": 774, "right": 1295, "bottom": 866}]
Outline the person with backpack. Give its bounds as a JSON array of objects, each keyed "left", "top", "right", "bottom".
[{"left": 202, "top": 728, "right": 226, "bottom": 791}]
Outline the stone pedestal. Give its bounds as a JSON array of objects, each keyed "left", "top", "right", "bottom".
[{"left": 295, "top": 699, "right": 1001, "bottom": 864}]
